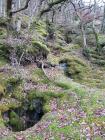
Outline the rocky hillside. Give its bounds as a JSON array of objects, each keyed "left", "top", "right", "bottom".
[{"left": 0, "top": 19, "right": 105, "bottom": 140}]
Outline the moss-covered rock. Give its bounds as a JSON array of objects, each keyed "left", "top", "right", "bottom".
[
  {"left": 60, "top": 57, "right": 89, "bottom": 80},
  {"left": 83, "top": 47, "right": 105, "bottom": 66}
]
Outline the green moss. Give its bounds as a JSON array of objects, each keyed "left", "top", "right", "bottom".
[
  {"left": 98, "top": 34, "right": 105, "bottom": 47},
  {"left": 32, "top": 40, "right": 50, "bottom": 53},
  {"left": 0, "top": 18, "right": 7, "bottom": 26},
  {"left": 46, "top": 20, "right": 55, "bottom": 33},
  {"left": 3, "top": 77, "right": 24, "bottom": 101},
  {"left": 48, "top": 122, "right": 81, "bottom": 139},
  {"left": 0, "top": 101, "right": 21, "bottom": 131},
  {"left": 0, "top": 84, "right": 5, "bottom": 98},
  {"left": 60, "top": 57, "right": 88, "bottom": 80},
  {"left": 15, "top": 45, "right": 27, "bottom": 57},
  {"left": 64, "top": 32, "right": 72, "bottom": 43},
  {"left": 92, "top": 59, "right": 105, "bottom": 66},
  {"left": 0, "top": 57, "right": 8, "bottom": 67},
  {"left": 28, "top": 90, "right": 64, "bottom": 101},
  {"left": 83, "top": 48, "right": 105, "bottom": 68},
  {"left": 4, "top": 77, "right": 22, "bottom": 96},
  {"left": 6, "top": 77, "right": 22, "bottom": 86},
  {"left": 31, "top": 20, "right": 47, "bottom": 37},
  {"left": 0, "top": 111, "right": 5, "bottom": 127},
  {"left": 0, "top": 43, "right": 10, "bottom": 61},
  {"left": 90, "top": 53, "right": 104, "bottom": 59},
  {"left": 31, "top": 68, "right": 50, "bottom": 84},
  {"left": 9, "top": 111, "right": 24, "bottom": 131},
  {"left": 28, "top": 90, "right": 64, "bottom": 113},
  {"left": 87, "top": 34, "right": 95, "bottom": 46},
  {"left": 75, "top": 35, "right": 83, "bottom": 46},
  {"left": 48, "top": 51, "right": 105, "bottom": 88},
  {"left": 0, "top": 100, "right": 20, "bottom": 112},
  {"left": 54, "top": 44, "right": 81, "bottom": 53},
  {"left": 47, "top": 53, "right": 60, "bottom": 65},
  {"left": 11, "top": 86, "right": 24, "bottom": 101},
  {"left": 15, "top": 40, "right": 49, "bottom": 65},
  {"left": 56, "top": 82, "right": 71, "bottom": 90}
]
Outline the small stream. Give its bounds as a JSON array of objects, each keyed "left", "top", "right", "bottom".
[{"left": 59, "top": 62, "right": 67, "bottom": 70}]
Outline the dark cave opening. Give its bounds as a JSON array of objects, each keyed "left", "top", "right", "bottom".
[{"left": 2, "top": 98, "right": 44, "bottom": 132}]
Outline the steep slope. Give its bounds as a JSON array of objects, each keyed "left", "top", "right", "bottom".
[{"left": 0, "top": 20, "right": 105, "bottom": 140}]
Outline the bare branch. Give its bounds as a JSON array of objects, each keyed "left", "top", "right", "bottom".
[
  {"left": 11, "top": 0, "right": 31, "bottom": 15},
  {"left": 40, "top": 0, "right": 68, "bottom": 16}
]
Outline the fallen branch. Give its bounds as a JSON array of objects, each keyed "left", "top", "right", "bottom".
[{"left": 41, "top": 61, "right": 51, "bottom": 81}]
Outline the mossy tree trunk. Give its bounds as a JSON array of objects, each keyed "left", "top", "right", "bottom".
[
  {"left": 7, "top": 0, "right": 12, "bottom": 18},
  {"left": 92, "top": 22, "right": 100, "bottom": 53},
  {"left": 6, "top": 0, "right": 30, "bottom": 33}
]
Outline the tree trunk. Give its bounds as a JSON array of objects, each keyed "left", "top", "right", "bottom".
[
  {"left": 81, "top": 23, "right": 87, "bottom": 48},
  {"left": 0, "top": 0, "right": 3, "bottom": 17},
  {"left": 51, "top": 9, "right": 55, "bottom": 23},
  {"left": 15, "top": 0, "right": 21, "bottom": 32},
  {"left": 101, "top": 3, "right": 105, "bottom": 33},
  {"left": 6, "top": 0, "right": 13, "bottom": 36},
  {"left": 93, "top": 0, "right": 100, "bottom": 53},
  {"left": 3, "top": 0, "right": 6, "bottom": 17},
  {"left": 7, "top": 0, "right": 12, "bottom": 18},
  {"left": 16, "top": 18, "right": 21, "bottom": 32},
  {"left": 92, "top": 21, "right": 100, "bottom": 53}
]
